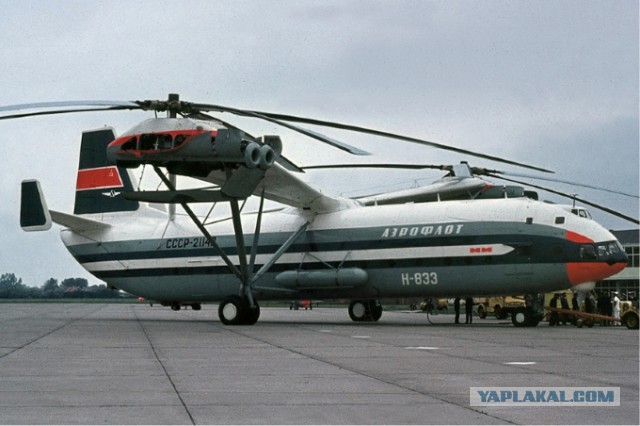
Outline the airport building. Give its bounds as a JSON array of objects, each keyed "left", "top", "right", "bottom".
[{"left": 599, "top": 229, "right": 639, "bottom": 301}]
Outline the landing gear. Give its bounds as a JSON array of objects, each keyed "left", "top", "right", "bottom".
[
  {"left": 511, "top": 294, "right": 544, "bottom": 327},
  {"left": 149, "top": 165, "right": 308, "bottom": 327},
  {"left": 348, "top": 300, "right": 383, "bottom": 322},
  {"left": 218, "top": 296, "right": 261, "bottom": 325}
]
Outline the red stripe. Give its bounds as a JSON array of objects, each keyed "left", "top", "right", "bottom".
[
  {"left": 76, "top": 167, "right": 123, "bottom": 191},
  {"left": 566, "top": 230, "right": 593, "bottom": 244}
]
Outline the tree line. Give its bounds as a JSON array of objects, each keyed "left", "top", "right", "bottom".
[{"left": 0, "top": 273, "right": 127, "bottom": 299}]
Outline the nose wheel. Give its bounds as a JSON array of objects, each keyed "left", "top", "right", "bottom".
[{"left": 511, "top": 294, "right": 544, "bottom": 327}]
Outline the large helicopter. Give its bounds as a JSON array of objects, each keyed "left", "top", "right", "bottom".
[{"left": 3, "top": 94, "right": 632, "bottom": 326}]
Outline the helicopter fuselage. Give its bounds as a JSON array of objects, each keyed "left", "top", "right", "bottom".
[{"left": 59, "top": 197, "right": 627, "bottom": 304}]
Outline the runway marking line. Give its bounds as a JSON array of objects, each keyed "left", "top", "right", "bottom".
[{"left": 405, "top": 346, "right": 441, "bottom": 350}]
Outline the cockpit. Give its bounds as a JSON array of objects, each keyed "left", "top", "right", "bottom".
[
  {"left": 580, "top": 240, "right": 626, "bottom": 262},
  {"left": 571, "top": 207, "right": 592, "bottom": 219}
]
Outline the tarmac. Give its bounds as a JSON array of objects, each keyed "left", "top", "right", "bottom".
[{"left": 0, "top": 303, "right": 637, "bottom": 425}]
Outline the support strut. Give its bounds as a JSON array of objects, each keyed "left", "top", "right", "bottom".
[
  {"left": 150, "top": 165, "right": 309, "bottom": 324},
  {"left": 152, "top": 166, "right": 243, "bottom": 281}
]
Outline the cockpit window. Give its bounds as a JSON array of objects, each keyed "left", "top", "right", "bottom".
[
  {"left": 581, "top": 241, "right": 625, "bottom": 260},
  {"left": 580, "top": 245, "right": 597, "bottom": 260},
  {"left": 121, "top": 136, "right": 138, "bottom": 150},
  {"left": 570, "top": 208, "right": 592, "bottom": 219}
]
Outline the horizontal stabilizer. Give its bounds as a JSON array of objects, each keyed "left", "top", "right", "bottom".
[
  {"left": 49, "top": 210, "right": 111, "bottom": 232},
  {"left": 21, "top": 179, "right": 110, "bottom": 233},
  {"left": 20, "top": 180, "right": 52, "bottom": 231}
]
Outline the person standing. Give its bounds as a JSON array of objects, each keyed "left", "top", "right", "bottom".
[
  {"left": 612, "top": 292, "right": 621, "bottom": 326},
  {"left": 572, "top": 293, "right": 579, "bottom": 311},
  {"left": 454, "top": 297, "right": 461, "bottom": 324},
  {"left": 560, "top": 293, "right": 570, "bottom": 325},
  {"left": 585, "top": 291, "right": 596, "bottom": 314},
  {"left": 549, "top": 293, "right": 560, "bottom": 326},
  {"left": 597, "top": 291, "right": 609, "bottom": 325},
  {"left": 465, "top": 297, "right": 474, "bottom": 324}
]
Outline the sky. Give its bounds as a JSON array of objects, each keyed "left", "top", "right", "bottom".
[{"left": 0, "top": 0, "right": 638, "bottom": 287}]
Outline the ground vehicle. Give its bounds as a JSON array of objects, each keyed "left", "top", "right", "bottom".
[
  {"left": 419, "top": 298, "right": 449, "bottom": 312},
  {"left": 289, "top": 300, "right": 313, "bottom": 310},
  {"left": 621, "top": 307, "right": 639, "bottom": 329},
  {"left": 476, "top": 297, "right": 526, "bottom": 319}
]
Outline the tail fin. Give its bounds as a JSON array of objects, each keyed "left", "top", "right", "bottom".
[{"left": 74, "top": 128, "right": 139, "bottom": 215}]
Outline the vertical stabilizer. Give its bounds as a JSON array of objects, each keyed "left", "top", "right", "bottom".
[{"left": 74, "top": 128, "right": 139, "bottom": 215}]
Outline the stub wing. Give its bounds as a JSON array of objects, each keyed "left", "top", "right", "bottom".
[{"left": 199, "top": 164, "right": 358, "bottom": 213}]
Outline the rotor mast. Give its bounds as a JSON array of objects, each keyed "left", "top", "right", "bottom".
[{"left": 167, "top": 93, "right": 179, "bottom": 221}]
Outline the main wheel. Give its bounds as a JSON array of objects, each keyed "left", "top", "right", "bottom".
[
  {"left": 348, "top": 300, "right": 367, "bottom": 321},
  {"left": 349, "top": 300, "right": 383, "bottom": 322},
  {"left": 218, "top": 296, "right": 248, "bottom": 325},
  {"left": 244, "top": 304, "right": 261, "bottom": 325},
  {"left": 369, "top": 300, "right": 383, "bottom": 321}
]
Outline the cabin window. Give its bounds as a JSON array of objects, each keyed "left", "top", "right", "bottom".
[
  {"left": 555, "top": 216, "right": 565, "bottom": 224},
  {"left": 526, "top": 217, "right": 533, "bottom": 224}
]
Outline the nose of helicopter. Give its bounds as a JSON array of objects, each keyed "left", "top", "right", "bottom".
[{"left": 566, "top": 238, "right": 628, "bottom": 287}]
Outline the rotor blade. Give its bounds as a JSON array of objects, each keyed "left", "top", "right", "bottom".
[
  {"left": 0, "top": 103, "right": 141, "bottom": 121},
  {"left": 486, "top": 174, "right": 639, "bottom": 225},
  {"left": 177, "top": 102, "right": 370, "bottom": 155},
  {"left": 302, "top": 163, "right": 450, "bottom": 171},
  {"left": 0, "top": 100, "right": 138, "bottom": 112},
  {"left": 245, "top": 110, "right": 554, "bottom": 174},
  {"left": 476, "top": 169, "right": 639, "bottom": 199}
]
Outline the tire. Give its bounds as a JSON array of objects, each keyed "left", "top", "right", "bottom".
[
  {"left": 218, "top": 296, "right": 248, "bottom": 325},
  {"left": 348, "top": 300, "right": 367, "bottom": 322},
  {"left": 369, "top": 300, "right": 383, "bottom": 321},
  {"left": 478, "top": 305, "right": 486, "bottom": 319},
  {"left": 244, "top": 303, "right": 260, "bottom": 325},
  {"left": 623, "top": 312, "right": 639, "bottom": 329},
  {"left": 494, "top": 305, "right": 507, "bottom": 320},
  {"left": 511, "top": 308, "right": 528, "bottom": 327}
]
